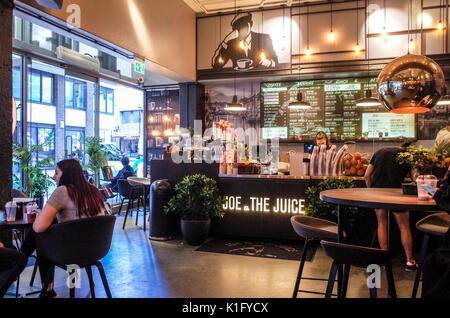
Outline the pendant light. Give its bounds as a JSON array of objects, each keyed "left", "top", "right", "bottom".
[
  {"left": 437, "top": 0, "right": 444, "bottom": 30},
  {"left": 289, "top": 5, "right": 311, "bottom": 110},
  {"left": 305, "top": 5, "right": 312, "bottom": 56},
  {"left": 327, "top": 1, "right": 335, "bottom": 42},
  {"left": 381, "top": 0, "right": 388, "bottom": 43},
  {"left": 356, "top": 0, "right": 381, "bottom": 107},
  {"left": 281, "top": 4, "right": 287, "bottom": 51},
  {"left": 354, "top": 0, "right": 361, "bottom": 53},
  {"left": 225, "top": 0, "right": 246, "bottom": 112}
]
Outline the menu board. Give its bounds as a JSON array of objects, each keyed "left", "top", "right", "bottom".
[{"left": 260, "top": 78, "right": 416, "bottom": 141}]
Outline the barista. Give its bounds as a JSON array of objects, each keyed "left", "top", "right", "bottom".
[{"left": 314, "top": 131, "right": 332, "bottom": 150}]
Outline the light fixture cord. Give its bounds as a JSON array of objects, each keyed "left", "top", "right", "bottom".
[
  {"left": 307, "top": 4, "right": 310, "bottom": 48},
  {"left": 330, "top": 0, "right": 333, "bottom": 31},
  {"left": 356, "top": 0, "right": 359, "bottom": 45},
  {"left": 384, "top": 0, "right": 386, "bottom": 28}
]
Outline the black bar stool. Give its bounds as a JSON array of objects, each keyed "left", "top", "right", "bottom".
[
  {"left": 320, "top": 240, "right": 397, "bottom": 298},
  {"left": 290, "top": 215, "right": 343, "bottom": 298},
  {"left": 411, "top": 212, "right": 450, "bottom": 298}
]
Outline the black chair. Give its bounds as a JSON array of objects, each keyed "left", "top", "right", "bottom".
[
  {"left": 117, "top": 179, "right": 144, "bottom": 230},
  {"left": 320, "top": 240, "right": 397, "bottom": 298},
  {"left": 35, "top": 215, "right": 116, "bottom": 298},
  {"left": 411, "top": 212, "right": 450, "bottom": 298},
  {"left": 290, "top": 215, "right": 342, "bottom": 298}
]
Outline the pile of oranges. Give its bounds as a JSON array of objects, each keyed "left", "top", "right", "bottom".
[{"left": 344, "top": 152, "right": 369, "bottom": 176}]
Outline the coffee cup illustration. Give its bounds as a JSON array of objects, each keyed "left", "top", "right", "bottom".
[{"left": 236, "top": 58, "right": 253, "bottom": 69}]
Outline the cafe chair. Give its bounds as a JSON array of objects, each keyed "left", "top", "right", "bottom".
[
  {"left": 290, "top": 215, "right": 343, "bottom": 298},
  {"left": 320, "top": 240, "right": 397, "bottom": 298},
  {"left": 36, "top": 215, "right": 116, "bottom": 298},
  {"left": 411, "top": 212, "right": 450, "bottom": 298},
  {"left": 117, "top": 179, "right": 144, "bottom": 230}
]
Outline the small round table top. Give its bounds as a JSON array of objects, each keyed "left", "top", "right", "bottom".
[
  {"left": 320, "top": 188, "right": 439, "bottom": 211},
  {"left": 0, "top": 218, "right": 34, "bottom": 229},
  {"left": 127, "top": 177, "right": 151, "bottom": 186}
]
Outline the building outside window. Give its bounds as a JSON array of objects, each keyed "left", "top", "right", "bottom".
[
  {"left": 121, "top": 110, "right": 141, "bottom": 124},
  {"left": 100, "top": 86, "right": 115, "bottom": 114},
  {"left": 66, "top": 78, "right": 87, "bottom": 109},
  {"left": 66, "top": 128, "right": 85, "bottom": 159},
  {"left": 27, "top": 124, "right": 55, "bottom": 165},
  {"left": 28, "top": 69, "right": 54, "bottom": 105}
]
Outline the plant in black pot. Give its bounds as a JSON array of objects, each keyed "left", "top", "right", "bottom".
[{"left": 164, "top": 174, "right": 225, "bottom": 245}]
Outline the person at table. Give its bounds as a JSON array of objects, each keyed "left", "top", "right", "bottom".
[
  {"left": 364, "top": 140, "right": 419, "bottom": 271},
  {"left": 0, "top": 242, "right": 28, "bottom": 298},
  {"left": 20, "top": 159, "right": 105, "bottom": 298},
  {"left": 108, "top": 156, "right": 135, "bottom": 192}
]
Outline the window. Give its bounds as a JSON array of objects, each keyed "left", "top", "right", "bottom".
[
  {"left": 13, "top": 66, "right": 21, "bottom": 100},
  {"left": 27, "top": 125, "right": 55, "bottom": 165},
  {"left": 100, "top": 86, "right": 114, "bottom": 114},
  {"left": 66, "top": 128, "right": 85, "bottom": 159},
  {"left": 66, "top": 78, "right": 87, "bottom": 109},
  {"left": 28, "top": 69, "right": 54, "bottom": 105},
  {"left": 121, "top": 110, "right": 141, "bottom": 124}
]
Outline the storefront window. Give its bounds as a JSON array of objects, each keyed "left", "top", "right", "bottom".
[
  {"left": 27, "top": 125, "right": 55, "bottom": 165},
  {"left": 28, "top": 70, "right": 54, "bottom": 105},
  {"left": 66, "top": 78, "right": 87, "bottom": 109},
  {"left": 100, "top": 86, "right": 115, "bottom": 114}
]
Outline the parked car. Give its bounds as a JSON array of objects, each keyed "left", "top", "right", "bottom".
[{"left": 101, "top": 144, "right": 122, "bottom": 161}]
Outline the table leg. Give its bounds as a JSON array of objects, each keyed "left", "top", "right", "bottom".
[
  {"left": 387, "top": 209, "right": 391, "bottom": 251},
  {"left": 336, "top": 204, "right": 343, "bottom": 297}
]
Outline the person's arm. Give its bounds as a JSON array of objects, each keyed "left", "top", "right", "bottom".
[
  {"left": 364, "top": 164, "right": 374, "bottom": 188},
  {"left": 33, "top": 203, "right": 58, "bottom": 233}
]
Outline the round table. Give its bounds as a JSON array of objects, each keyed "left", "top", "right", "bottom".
[
  {"left": 127, "top": 177, "right": 151, "bottom": 232},
  {"left": 320, "top": 188, "right": 439, "bottom": 298}
]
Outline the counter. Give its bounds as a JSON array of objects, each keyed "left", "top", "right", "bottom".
[{"left": 213, "top": 174, "right": 366, "bottom": 240}]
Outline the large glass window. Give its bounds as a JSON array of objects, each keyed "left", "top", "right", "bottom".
[
  {"left": 100, "top": 86, "right": 114, "bottom": 114},
  {"left": 66, "top": 128, "right": 85, "bottom": 159},
  {"left": 28, "top": 69, "right": 54, "bottom": 105},
  {"left": 121, "top": 110, "right": 141, "bottom": 124},
  {"left": 66, "top": 78, "right": 87, "bottom": 109},
  {"left": 27, "top": 125, "right": 55, "bottom": 165},
  {"left": 12, "top": 54, "right": 23, "bottom": 189}
]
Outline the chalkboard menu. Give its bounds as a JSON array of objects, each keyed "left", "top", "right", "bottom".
[{"left": 261, "top": 78, "right": 416, "bottom": 141}]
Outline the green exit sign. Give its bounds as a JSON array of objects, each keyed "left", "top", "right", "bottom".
[{"left": 135, "top": 61, "right": 145, "bottom": 74}]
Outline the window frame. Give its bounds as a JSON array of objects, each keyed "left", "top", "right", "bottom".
[
  {"left": 65, "top": 77, "right": 87, "bottom": 110},
  {"left": 27, "top": 69, "right": 55, "bottom": 106},
  {"left": 99, "top": 86, "right": 115, "bottom": 115}
]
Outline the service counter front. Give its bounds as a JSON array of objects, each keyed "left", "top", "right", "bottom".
[
  {"left": 213, "top": 174, "right": 366, "bottom": 240},
  {"left": 150, "top": 160, "right": 366, "bottom": 241}
]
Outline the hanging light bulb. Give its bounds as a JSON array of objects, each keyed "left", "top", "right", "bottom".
[
  {"left": 152, "top": 130, "right": 160, "bottom": 137},
  {"left": 409, "top": 38, "right": 415, "bottom": 52},
  {"left": 437, "top": 20, "right": 444, "bottom": 30},
  {"left": 281, "top": 36, "right": 287, "bottom": 52},
  {"left": 260, "top": 51, "right": 266, "bottom": 61},
  {"left": 224, "top": 95, "right": 246, "bottom": 112},
  {"left": 288, "top": 92, "right": 311, "bottom": 110},
  {"left": 163, "top": 115, "right": 170, "bottom": 122},
  {"left": 327, "top": 29, "right": 335, "bottom": 41},
  {"left": 305, "top": 48, "right": 312, "bottom": 56},
  {"left": 381, "top": 26, "right": 388, "bottom": 43},
  {"left": 239, "top": 40, "right": 248, "bottom": 50},
  {"left": 218, "top": 56, "right": 224, "bottom": 64},
  {"left": 164, "top": 129, "right": 175, "bottom": 137},
  {"left": 354, "top": 43, "right": 361, "bottom": 53},
  {"left": 356, "top": 89, "right": 382, "bottom": 107},
  {"left": 149, "top": 116, "right": 155, "bottom": 123}
]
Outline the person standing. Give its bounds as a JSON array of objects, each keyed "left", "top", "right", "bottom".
[
  {"left": 434, "top": 118, "right": 450, "bottom": 148},
  {"left": 364, "top": 140, "right": 419, "bottom": 271}
]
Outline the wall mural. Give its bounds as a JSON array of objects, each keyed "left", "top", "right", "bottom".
[{"left": 198, "top": 8, "right": 291, "bottom": 76}]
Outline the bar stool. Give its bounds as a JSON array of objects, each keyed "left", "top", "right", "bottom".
[
  {"left": 411, "top": 212, "right": 450, "bottom": 298},
  {"left": 320, "top": 240, "right": 397, "bottom": 298},
  {"left": 290, "top": 215, "right": 343, "bottom": 298}
]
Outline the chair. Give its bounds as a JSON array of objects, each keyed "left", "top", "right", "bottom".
[
  {"left": 290, "top": 215, "right": 342, "bottom": 298},
  {"left": 35, "top": 215, "right": 116, "bottom": 298},
  {"left": 117, "top": 179, "right": 144, "bottom": 230},
  {"left": 411, "top": 212, "right": 450, "bottom": 298},
  {"left": 320, "top": 240, "right": 397, "bottom": 298}
]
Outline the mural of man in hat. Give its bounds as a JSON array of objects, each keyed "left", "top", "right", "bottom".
[{"left": 212, "top": 12, "right": 278, "bottom": 71}]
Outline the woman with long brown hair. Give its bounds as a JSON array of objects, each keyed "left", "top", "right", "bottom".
[{"left": 21, "top": 159, "right": 105, "bottom": 297}]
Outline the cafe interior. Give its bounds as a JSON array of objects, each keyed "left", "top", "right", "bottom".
[{"left": 0, "top": 0, "right": 449, "bottom": 300}]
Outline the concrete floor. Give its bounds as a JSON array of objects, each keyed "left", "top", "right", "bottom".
[{"left": 7, "top": 214, "right": 419, "bottom": 298}]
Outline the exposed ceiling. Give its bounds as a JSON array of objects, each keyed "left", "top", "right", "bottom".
[{"left": 183, "top": 0, "right": 324, "bottom": 14}]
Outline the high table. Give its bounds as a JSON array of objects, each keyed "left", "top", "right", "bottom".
[
  {"left": 127, "top": 177, "right": 151, "bottom": 232},
  {"left": 320, "top": 188, "right": 439, "bottom": 298}
]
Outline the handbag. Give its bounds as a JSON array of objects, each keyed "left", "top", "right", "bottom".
[{"left": 434, "top": 169, "right": 450, "bottom": 212}]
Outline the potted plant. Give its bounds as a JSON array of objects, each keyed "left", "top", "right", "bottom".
[
  {"left": 164, "top": 174, "right": 225, "bottom": 245},
  {"left": 85, "top": 137, "right": 108, "bottom": 187},
  {"left": 13, "top": 143, "right": 55, "bottom": 207},
  {"left": 397, "top": 142, "right": 450, "bottom": 179}
]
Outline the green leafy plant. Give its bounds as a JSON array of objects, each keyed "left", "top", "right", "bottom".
[
  {"left": 85, "top": 137, "right": 108, "bottom": 186},
  {"left": 305, "top": 178, "right": 359, "bottom": 226},
  {"left": 13, "top": 143, "right": 54, "bottom": 198},
  {"left": 164, "top": 174, "right": 225, "bottom": 220},
  {"left": 397, "top": 142, "right": 450, "bottom": 173}
]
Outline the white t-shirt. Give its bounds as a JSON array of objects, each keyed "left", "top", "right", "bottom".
[{"left": 435, "top": 128, "right": 450, "bottom": 148}]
